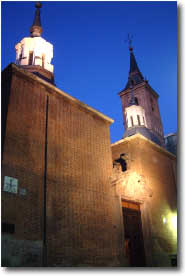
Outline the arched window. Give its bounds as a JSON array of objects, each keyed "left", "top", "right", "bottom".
[
  {"left": 42, "top": 54, "right": 45, "bottom": 68},
  {"left": 137, "top": 115, "right": 141, "bottom": 126},
  {"left": 19, "top": 49, "right": 23, "bottom": 61},
  {"left": 130, "top": 116, "right": 134, "bottom": 127},
  {"left": 28, "top": 51, "right": 33, "bottom": 65}
]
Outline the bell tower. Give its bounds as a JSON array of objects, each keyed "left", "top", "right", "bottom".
[
  {"left": 15, "top": 2, "right": 54, "bottom": 84},
  {"left": 119, "top": 38, "right": 164, "bottom": 146}
]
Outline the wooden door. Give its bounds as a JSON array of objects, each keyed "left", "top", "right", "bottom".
[{"left": 122, "top": 201, "right": 146, "bottom": 267}]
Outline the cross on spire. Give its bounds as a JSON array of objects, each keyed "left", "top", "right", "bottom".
[{"left": 126, "top": 33, "right": 133, "bottom": 51}]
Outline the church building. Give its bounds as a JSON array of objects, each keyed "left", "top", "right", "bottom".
[{"left": 1, "top": 3, "right": 177, "bottom": 267}]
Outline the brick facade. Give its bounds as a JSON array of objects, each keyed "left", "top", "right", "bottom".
[
  {"left": 111, "top": 134, "right": 177, "bottom": 266},
  {"left": 1, "top": 64, "right": 177, "bottom": 267},
  {"left": 1, "top": 64, "right": 119, "bottom": 267}
]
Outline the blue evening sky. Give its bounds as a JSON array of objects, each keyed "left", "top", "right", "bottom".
[{"left": 1, "top": 1, "right": 177, "bottom": 143}]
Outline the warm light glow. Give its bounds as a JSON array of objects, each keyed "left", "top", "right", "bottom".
[
  {"left": 163, "top": 216, "right": 167, "bottom": 224},
  {"left": 163, "top": 212, "right": 177, "bottom": 237},
  {"left": 170, "top": 214, "right": 177, "bottom": 231}
]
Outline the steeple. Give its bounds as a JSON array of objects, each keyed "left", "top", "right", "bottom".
[
  {"left": 124, "top": 37, "right": 144, "bottom": 90},
  {"left": 129, "top": 48, "right": 142, "bottom": 74},
  {"left": 30, "top": 2, "right": 42, "bottom": 37},
  {"left": 118, "top": 38, "right": 165, "bottom": 147}
]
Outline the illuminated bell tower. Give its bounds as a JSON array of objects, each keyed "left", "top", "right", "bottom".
[
  {"left": 125, "top": 79, "right": 147, "bottom": 129},
  {"left": 15, "top": 2, "right": 54, "bottom": 84},
  {"left": 119, "top": 38, "right": 164, "bottom": 146}
]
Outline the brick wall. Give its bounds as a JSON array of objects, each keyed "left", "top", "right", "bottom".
[
  {"left": 1, "top": 64, "right": 120, "bottom": 267},
  {"left": 2, "top": 66, "right": 46, "bottom": 266},
  {"left": 45, "top": 82, "right": 119, "bottom": 266}
]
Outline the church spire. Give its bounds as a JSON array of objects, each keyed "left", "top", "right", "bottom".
[
  {"left": 30, "top": 2, "right": 42, "bottom": 37},
  {"left": 129, "top": 48, "right": 142, "bottom": 75},
  {"left": 118, "top": 37, "right": 165, "bottom": 147},
  {"left": 124, "top": 36, "right": 145, "bottom": 90}
]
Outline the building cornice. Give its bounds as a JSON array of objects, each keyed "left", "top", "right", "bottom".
[
  {"left": 111, "top": 133, "right": 176, "bottom": 160},
  {"left": 5, "top": 63, "right": 114, "bottom": 125}
]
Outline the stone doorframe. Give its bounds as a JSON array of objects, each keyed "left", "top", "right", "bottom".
[{"left": 110, "top": 166, "right": 154, "bottom": 266}]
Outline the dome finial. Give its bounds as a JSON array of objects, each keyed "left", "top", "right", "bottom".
[{"left": 30, "top": 2, "right": 42, "bottom": 37}]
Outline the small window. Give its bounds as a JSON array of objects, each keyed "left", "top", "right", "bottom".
[
  {"left": 42, "top": 55, "right": 45, "bottom": 68},
  {"left": 29, "top": 51, "right": 33, "bottom": 65},
  {"left": 19, "top": 52, "right": 22, "bottom": 61},
  {"left": 4, "top": 176, "right": 18, "bottom": 194},
  {"left": 114, "top": 154, "right": 127, "bottom": 172},
  {"left": 2, "top": 223, "right": 15, "bottom": 234},
  {"left": 137, "top": 115, "right": 141, "bottom": 126},
  {"left": 130, "top": 116, "right": 134, "bottom": 127},
  {"left": 135, "top": 97, "right": 139, "bottom": 105},
  {"left": 150, "top": 98, "right": 154, "bottom": 111},
  {"left": 19, "top": 47, "right": 23, "bottom": 61}
]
